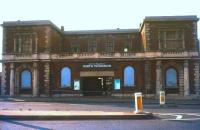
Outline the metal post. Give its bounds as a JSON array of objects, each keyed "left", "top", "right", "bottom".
[
  {"left": 134, "top": 92, "right": 143, "bottom": 113},
  {"left": 160, "top": 91, "right": 165, "bottom": 106}
]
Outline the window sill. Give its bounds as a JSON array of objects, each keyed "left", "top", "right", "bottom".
[
  {"left": 165, "top": 86, "right": 179, "bottom": 89},
  {"left": 59, "top": 86, "right": 72, "bottom": 89},
  {"left": 20, "top": 88, "right": 32, "bottom": 89},
  {"left": 124, "top": 85, "right": 135, "bottom": 88}
]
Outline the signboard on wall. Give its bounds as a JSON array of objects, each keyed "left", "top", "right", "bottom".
[
  {"left": 82, "top": 63, "right": 112, "bottom": 68},
  {"left": 114, "top": 79, "right": 120, "bottom": 90},
  {"left": 74, "top": 80, "right": 80, "bottom": 90}
]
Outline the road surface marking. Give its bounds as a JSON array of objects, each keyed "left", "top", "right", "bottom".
[
  {"left": 162, "top": 118, "right": 200, "bottom": 121},
  {"left": 174, "top": 115, "right": 183, "bottom": 120},
  {"left": 155, "top": 113, "right": 200, "bottom": 121}
]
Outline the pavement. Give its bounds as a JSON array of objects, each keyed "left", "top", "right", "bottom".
[
  {"left": 0, "top": 110, "right": 153, "bottom": 120},
  {"left": 0, "top": 96, "right": 199, "bottom": 120},
  {"left": 0, "top": 96, "right": 200, "bottom": 105}
]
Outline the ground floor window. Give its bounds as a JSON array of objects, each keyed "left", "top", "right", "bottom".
[
  {"left": 61, "top": 67, "right": 71, "bottom": 88},
  {"left": 124, "top": 66, "right": 135, "bottom": 87},
  {"left": 165, "top": 68, "right": 177, "bottom": 88},
  {"left": 21, "top": 70, "right": 31, "bottom": 89}
]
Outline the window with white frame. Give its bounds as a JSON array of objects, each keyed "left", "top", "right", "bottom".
[
  {"left": 14, "top": 33, "right": 37, "bottom": 53},
  {"left": 71, "top": 42, "right": 80, "bottom": 52},
  {"left": 158, "top": 29, "right": 184, "bottom": 50},
  {"left": 124, "top": 40, "right": 132, "bottom": 52},
  {"left": 88, "top": 41, "right": 97, "bottom": 52},
  {"left": 105, "top": 40, "right": 114, "bottom": 52}
]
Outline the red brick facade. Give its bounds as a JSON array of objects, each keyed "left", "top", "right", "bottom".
[{"left": 1, "top": 16, "right": 200, "bottom": 98}]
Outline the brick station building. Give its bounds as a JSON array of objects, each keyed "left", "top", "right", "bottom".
[{"left": 1, "top": 15, "right": 200, "bottom": 98}]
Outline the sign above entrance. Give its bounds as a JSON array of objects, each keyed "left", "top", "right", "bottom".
[
  {"left": 82, "top": 63, "right": 112, "bottom": 68},
  {"left": 80, "top": 71, "right": 114, "bottom": 77}
]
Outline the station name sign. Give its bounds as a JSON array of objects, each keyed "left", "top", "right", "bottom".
[{"left": 82, "top": 63, "right": 112, "bottom": 68}]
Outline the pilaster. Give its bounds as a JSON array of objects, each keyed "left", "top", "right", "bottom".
[
  {"left": 9, "top": 63, "right": 15, "bottom": 96},
  {"left": 184, "top": 60, "right": 190, "bottom": 96},
  {"left": 194, "top": 62, "right": 200, "bottom": 96},
  {"left": 179, "top": 67, "right": 184, "bottom": 96},
  {"left": 145, "top": 23, "right": 151, "bottom": 51},
  {"left": 156, "top": 60, "right": 162, "bottom": 95},
  {"left": 45, "top": 27, "right": 51, "bottom": 52},
  {"left": 2, "top": 28, "right": 6, "bottom": 53},
  {"left": 192, "top": 22, "right": 198, "bottom": 51},
  {"left": 33, "top": 63, "right": 38, "bottom": 97},
  {"left": 44, "top": 62, "right": 50, "bottom": 95},
  {"left": 35, "top": 36, "right": 38, "bottom": 53},
  {"left": 1, "top": 64, "right": 7, "bottom": 95},
  {"left": 145, "top": 61, "right": 151, "bottom": 94}
]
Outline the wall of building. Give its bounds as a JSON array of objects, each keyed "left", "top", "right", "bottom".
[
  {"left": 140, "top": 21, "right": 197, "bottom": 51},
  {"left": 1, "top": 17, "right": 199, "bottom": 98},
  {"left": 61, "top": 33, "right": 141, "bottom": 53}
]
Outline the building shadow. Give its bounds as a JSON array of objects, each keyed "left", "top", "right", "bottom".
[{"left": 1, "top": 119, "right": 52, "bottom": 130}]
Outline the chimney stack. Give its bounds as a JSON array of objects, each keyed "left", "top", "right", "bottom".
[{"left": 61, "top": 26, "right": 64, "bottom": 31}]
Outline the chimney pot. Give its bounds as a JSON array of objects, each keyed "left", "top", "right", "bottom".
[{"left": 61, "top": 26, "right": 64, "bottom": 31}]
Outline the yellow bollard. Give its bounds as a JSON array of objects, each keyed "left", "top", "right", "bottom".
[
  {"left": 160, "top": 91, "right": 165, "bottom": 105},
  {"left": 134, "top": 92, "right": 143, "bottom": 113}
]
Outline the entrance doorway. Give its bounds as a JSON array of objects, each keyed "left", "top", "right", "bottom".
[{"left": 82, "top": 77, "right": 113, "bottom": 96}]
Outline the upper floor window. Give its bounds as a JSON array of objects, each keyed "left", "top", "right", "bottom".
[
  {"left": 105, "top": 40, "right": 114, "bottom": 52},
  {"left": 88, "top": 41, "right": 97, "bottom": 52},
  {"left": 71, "top": 42, "right": 80, "bottom": 53},
  {"left": 158, "top": 29, "right": 184, "bottom": 50},
  {"left": 14, "top": 33, "right": 37, "bottom": 53},
  {"left": 124, "top": 40, "right": 132, "bottom": 52}
]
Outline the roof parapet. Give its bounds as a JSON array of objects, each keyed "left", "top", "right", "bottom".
[
  {"left": 1, "top": 20, "right": 62, "bottom": 33},
  {"left": 144, "top": 15, "right": 199, "bottom": 22},
  {"left": 64, "top": 29, "right": 139, "bottom": 35}
]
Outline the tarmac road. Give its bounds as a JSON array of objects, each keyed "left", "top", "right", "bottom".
[
  {"left": 0, "top": 119, "right": 200, "bottom": 130},
  {"left": 0, "top": 101, "right": 200, "bottom": 130}
]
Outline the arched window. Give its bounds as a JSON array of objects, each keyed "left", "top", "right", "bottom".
[
  {"left": 166, "top": 68, "right": 177, "bottom": 88},
  {"left": 21, "top": 70, "right": 31, "bottom": 89},
  {"left": 61, "top": 67, "right": 71, "bottom": 88},
  {"left": 124, "top": 66, "right": 135, "bottom": 87}
]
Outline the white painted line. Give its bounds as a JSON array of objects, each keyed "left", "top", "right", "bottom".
[
  {"left": 154, "top": 113, "right": 200, "bottom": 115},
  {"left": 174, "top": 115, "right": 183, "bottom": 120},
  {"left": 162, "top": 118, "right": 200, "bottom": 121},
  {"left": 155, "top": 113, "right": 200, "bottom": 121},
  {"left": 184, "top": 113, "right": 200, "bottom": 116}
]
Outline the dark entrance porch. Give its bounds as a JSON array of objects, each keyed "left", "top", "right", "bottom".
[{"left": 82, "top": 77, "right": 113, "bottom": 96}]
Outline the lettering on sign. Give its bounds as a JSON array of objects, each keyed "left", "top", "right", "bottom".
[{"left": 82, "top": 63, "right": 112, "bottom": 68}]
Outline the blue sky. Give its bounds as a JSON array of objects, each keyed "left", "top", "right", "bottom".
[{"left": 0, "top": 0, "right": 199, "bottom": 70}]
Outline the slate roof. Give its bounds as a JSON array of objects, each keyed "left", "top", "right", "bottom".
[
  {"left": 144, "top": 15, "right": 199, "bottom": 22},
  {"left": 1, "top": 15, "right": 198, "bottom": 35},
  {"left": 2, "top": 20, "right": 53, "bottom": 26},
  {"left": 1, "top": 20, "right": 139, "bottom": 34},
  {"left": 1, "top": 20, "right": 62, "bottom": 33},
  {"left": 64, "top": 29, "right": 139, "bottom": 35}
]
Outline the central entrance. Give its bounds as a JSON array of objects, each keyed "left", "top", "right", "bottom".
[
  {"left": 82, "top": 77, "right": 113, "bottom": 96},
  {"left": 80, "top": 71, "right": 114, "bottom": 96},
  {"left": 82, "top": 77, "right": 105, "bottom": 96}
]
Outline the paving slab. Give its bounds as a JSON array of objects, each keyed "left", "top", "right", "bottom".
[
  {"left": 0, "top": 110, "right": 153, "bottom": 120},
  {"left": 0, "top": 97, "right": 199, "bottom": 105}
]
